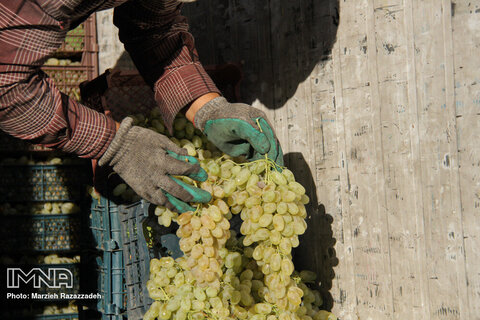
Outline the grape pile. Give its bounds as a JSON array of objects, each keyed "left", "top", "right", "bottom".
[{"left": 121, "top": 111, "right": 336, "bottom": 320}]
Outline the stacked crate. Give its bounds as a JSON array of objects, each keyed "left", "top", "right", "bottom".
[
  {"left": 80, "top": 70, "right": 166, "bottom": 320},
  {"left": 88, "top": 189, "right": 181, "bottom": 320},
  {"left": 1, "top": 16, "right": 98, "bottom": 320},
  {"left": 88, "top": 156, "right": 180, "bottom": 320},
  {"left": 42, "top": 16, "right": 98, "bottom": 100},
  {"left": 88, "top": 191, "right": 127, "bottom": 320},
  {"left": 0, "top": 157, "right": 90, "bottom": 320}
]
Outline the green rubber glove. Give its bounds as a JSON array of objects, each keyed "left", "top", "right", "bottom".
[
  {"left": 99, "top": 117, "right": 211, "bottom": 212},
  {"left": 194, "top": 97, "right": 284, "bottom": 166}
]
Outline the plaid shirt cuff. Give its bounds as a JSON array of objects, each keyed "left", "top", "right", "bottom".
[
  {"left": 153, "top": 59, "right": 220, "bottom": 132},
  {"left": 45, "top": 98, "right": 118, "bottom": 159}
]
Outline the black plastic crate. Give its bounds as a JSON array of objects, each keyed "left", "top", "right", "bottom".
[
  {"left": 0, "top": 165, "right": 90, "bottom": 202},
  {"left": 89, "top": 196, "right": 126, "bottom": 320},
  {"left": 0, "top": 214, "right": 81, "bottom": 252}
]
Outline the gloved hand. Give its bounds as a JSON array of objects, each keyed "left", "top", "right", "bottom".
[
  {"left": 194, "top": 97, "right": 284, "bottom": 166},
  {"left": 99, "top": 117, "right": 211, "bottom": 212}
]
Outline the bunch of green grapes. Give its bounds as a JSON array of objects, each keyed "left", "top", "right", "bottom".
[
  {"left": 154, "top": 206, "right": 178, "bottom": 228},
  {"left": 117, "top": 111, "right": 336, "bottom": 320},
  {"left": 175, "top": 203, "right": 231, "bottom": 286},
  {"left": 218, "top": 161, "right": 309, "bottom": 313}
]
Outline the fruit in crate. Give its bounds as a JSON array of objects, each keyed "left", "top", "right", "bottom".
[
  {"left": 64, "top": 28, "right": 84, "bottom": 51},
  {"left": 0, "top": 202, "right": 80, "bottom": 215},
  {"left": 44, "top": 58, "right": 81, "bottom": 66},
  {"left": 0, "top": 156, "right": 84, "bottom": 165}
]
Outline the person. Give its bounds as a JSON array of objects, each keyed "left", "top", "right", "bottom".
[{"left": 0, "top": 0, "right": 283, "bottom": 212}]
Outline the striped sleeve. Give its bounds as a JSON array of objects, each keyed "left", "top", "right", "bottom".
[
  {"left": 113, "top": 0, "right": 220, "bottom": 131},
  {"left": 0, "top": 0, "right": 117, "bottom": 158}
]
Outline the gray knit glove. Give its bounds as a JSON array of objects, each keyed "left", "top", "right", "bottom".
[
  {"left": 99, "top": 117, "right": 211, "bottom": 212},
  {"left": 194, "top": 97, "right": 283, "bottom": 165}
]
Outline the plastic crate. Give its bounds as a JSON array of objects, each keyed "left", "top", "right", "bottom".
[
  {"left": 0, "top": 165, "right": 90, "bottom": 202},
  {"left": 60, "top": 16, "right": 96, "bottom": 54},
  {"left": 42, "top": 65, "right": 96, "bottom": 101},
  {"left": 41, "top": 15, "right": 97, "bottom": 101},
  {"left": 0, "top": 214, "right": 81, "bottom": 252},
  {"left": 118, "top": 201, "right": 152, "bottom": 319},
  {"left": 118, "top": 201, "right": 181, "bottom": 320},
  {"left": 62, "top": 26, "right": 86, "bottom": 52},
  {"left": 89, "top": 196, "right": 127, "bottom": 319},
  {"left": 96, "top": 254, "right": 126, "bottom": 320},
  {"left": 54, "top": 16, "right": 98, "bottom": 71},
  {"left": 89, "top": 194, "right": 181, "bottom": 320},
  {"left": 90, "top": 195, "right": 123, "bottom": 252}
]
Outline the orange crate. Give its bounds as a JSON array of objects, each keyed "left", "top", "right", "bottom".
[
  {"left": 56, "top": 16, "right": 98, "bottom": 61},
  {"left": 43, "top": 65, "right": 96, "bottom": 100},
  {"left": 42, "top": 15, "right": 98, "bottom": 100}
]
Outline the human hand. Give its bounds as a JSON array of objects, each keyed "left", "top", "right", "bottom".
[
  {"left": 193, "top": 97, "right": 283, "bottom": 165},
  {"left": 98, "top": 117, "right": 211, "bottom": 212}
]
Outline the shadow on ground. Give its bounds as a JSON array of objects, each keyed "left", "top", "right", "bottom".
[
  {"left": 182, "top": 0, "right": 339, "bottom": 110},
  {"left": 285, "top": 152, "right": 339, "bottom": 311}
]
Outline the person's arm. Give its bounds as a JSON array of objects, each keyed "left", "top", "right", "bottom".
[
  {"left": 113, "top": 0, "right": 221, "bottom": 132},
  {"left": 113, "top": 0, "right": 283, "bottom": 164},
  {"left": 0, "top": 0, "right": 116, "bottom": 158}
]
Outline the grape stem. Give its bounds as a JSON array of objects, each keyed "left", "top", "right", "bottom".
[
  {"left": 292, "top": 276, "right": 302, "bottom": 284},
  {"left": 213, "top": 154, "right": 228, "bottom": 164},
  {"left": 272, "top": 304, "right": 280, "bottom": 316},
  {"left": 193, "top": 204, "right": 202, "bottom": 216},
  {"left": 202, "top": 309, "right": 218, "bottom": 320},
  {"left": 159, "top": 286, "right": 170, "bottom": 301}
]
